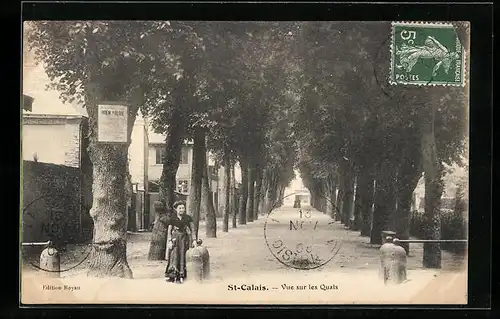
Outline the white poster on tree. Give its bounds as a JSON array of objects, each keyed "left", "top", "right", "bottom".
[{"left": 97, "top": 104, "right": 128, "bottom": 143}]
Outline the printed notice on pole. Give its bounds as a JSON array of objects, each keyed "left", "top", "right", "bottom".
[{"left": 97, "top": 104, "right": 128, "bottom": 143}]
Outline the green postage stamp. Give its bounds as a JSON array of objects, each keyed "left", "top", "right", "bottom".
[{"left": 390, "top": 21, "right": 466, "bottom": 86}]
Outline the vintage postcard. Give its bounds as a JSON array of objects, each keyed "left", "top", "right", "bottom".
[{"left": 21, "top": 20, "right": 469, "bottom": 305}]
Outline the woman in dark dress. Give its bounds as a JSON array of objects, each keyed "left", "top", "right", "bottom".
[{"left": 165, "top": 200, "right": 197, "bottom": 283}]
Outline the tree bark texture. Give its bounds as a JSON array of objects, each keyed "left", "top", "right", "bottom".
[
  {"left": 357, "top": 168, "right": 375, "bottom": 237},
  {"left": 394, "top": 142, "right": 422, "bottom": 254},
  {"left": 238, "top": 157, "right": 249, "bottom": 225},
  {"left": 370, "top": 160, "right": 397, "bottom": 245},
  {"left": 148, "top": 112, "right": 184, "bottom": 261},
  {"left": 276, "top": 184, "right": 285, "bottom": 207},
  {"left": 230, "top": 163, "right": 237, "bottom": 228},
  {"left": 253, "top": 167, "right": 263, "bottom": 220},
  {"left": 352, "top": 176, "right": 362, "bottom": 231},
  {"left": 84, "top": 84, "right": 141, "bottom": 278},
  {"left": 258, "top": 169, "right": 268, "bottom": 215},
  {"left": 317, "top": 182, "right": 326, "bottom": 213},
  {"left": 222, "top": 152, "right": 231, "bottom": 232},
  {"left": 311, "top": 180, "right": 320, "bottom": 210},
  {"left": 202, "top": 153, "right": 217, "bottom": 238},
  {"left": 340, "top": 162, "right": 355, "bottom": 227},
  {"left": 263, "top": 170, "right": 278, "bottom": 214},
  {"left": 421, "top": 115, "right": 443, "bottom": 268},
  {"left": 325, "top": 182, "right": 333, "bottom": 216},
  {"left": 87, "top": 141, "right": 134, "bottom": 278},
  {"left": 335, "top": 184, "right": 344, "bottom": 223},
  {"left": 246, "top": 163, "right": 256, "bottom": 223},
  {"left": 188, "top": 128, "right": 205, "bottom": 241},
  {"left": 325, "top": 175, "right": 337, "bottom": 218}
]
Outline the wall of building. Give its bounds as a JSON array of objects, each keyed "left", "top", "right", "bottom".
[
  {"left": 63, "top": 119, "right": 83, "bottom": 168},
  {"left": 22, "top": 115, "right": 85, "bottom": 169},
  {"left": 23, "top": 124, "right": 67, "bottom": 165},
  {"left": 128, "top": 118, "right": 146, "bottom": 191},
  {"left": 148, "top": 144, "right": 193, "bottom": 183}
]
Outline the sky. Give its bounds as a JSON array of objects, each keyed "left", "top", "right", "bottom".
[
  {"left": 22, "top": 36, "right": 87, "bottom": 117},
  {"left": 23, "top": 62, "right": 87, "bottom": 116}
]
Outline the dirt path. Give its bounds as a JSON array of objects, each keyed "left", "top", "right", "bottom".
[
  {"left": 21, "top": 206, "right": 468, "bottom": 304},
  {"left": 125, "top": 205, "right": 466, "bottom": 279}
]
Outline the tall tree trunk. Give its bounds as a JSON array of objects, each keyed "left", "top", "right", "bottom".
[
  {"left": 188, "top": 128, "right": 205, "bottom": 241},
  {"left": 325, "top": 175, "right": 337, "bottom": 218},
  {"left": 421, "top": 111, "right": 443, "bottom": 268},
  {"left": 345, "top": 166, "right": 356, "bottom": 229},
  {"left": 337, "top": 171, "right": 348, "bottom": 224},
  {"left": 254, "top": 167, "right": 263, "bottom": 220},
  {"left": 335, "top": 179, "right": 344, "bottom": 222},
  {"left": 358, "top": 167, "right": 375, "bottom": 237},
  {"left": 393, "top": 142, "right": 422, "bottom": 254},
  {"left": 331, "top": 181, "right": 338, "bottom": 219},
  {"left": 395, "top": 174, "right": 421, "bottom": 255},
  {"left": 370, "top": 160, "right": 397, "bottom": 245},
  {"left": 312, "top": 180, "right": 320, "bottom": 210},
  {"left": 230, "top": 162, "right": 237, "bottom": 228},
  {"left": 352, "top": 176, "right": 362, "bottom": 231},
  {"left": 87, "top": 141, "right": 134, "bottom": 278},
  {"left": 276, "top": 184, "right": 285, "bottom": 207},
  {"left": 323, "top": 181, "right": 329, "bottom": 213},
  {"left": 202, "top": 152, "right": 217, "bottom": 238},
  {"left": 264, "top": 172, "right": 278, "bottom": 213},
  {"left": 340, "top": 162, "right": 354, "bottom": 227},
  {"left": 259, "top": 169, "right": 270, "bottom": 215},
  {"left": 246, "top": 162, "right": 256, "bottom": 223},
  {"left": 238, "top": 157, "right": 249, "bottom": 225},
  {"left": 222, "top": 151, "right": 231, "bottom": 232},
  {"left": 213, "top": 162, "right": 220, "bottom": 217},
  {"left": 85, "top": 85, "right": 141, "bottom": 278},
  {"left": 325, "top": 180, "right": 332, "bottom": 216},
  {"left": 148, "top": 111, "right": 184, "bottom": 261},
  {"left": 317, "top": 181, "right": 324, "bottom": 213}
]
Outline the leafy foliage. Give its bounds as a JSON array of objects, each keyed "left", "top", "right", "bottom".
[
  {"left": 26, "top": 21, "right": 468, "bottom": 241},
  {"left": 26, "top": 21, "right": 185, "bottom": 107}
]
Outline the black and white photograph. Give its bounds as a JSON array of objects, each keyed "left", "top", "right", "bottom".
[{"left": 20, "top": 18, "right": 472, "bottom": 304}]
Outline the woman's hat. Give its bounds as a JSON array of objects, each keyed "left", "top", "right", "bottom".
[{"left": 173, "top": 200, "right": 186, "bottom": 209}]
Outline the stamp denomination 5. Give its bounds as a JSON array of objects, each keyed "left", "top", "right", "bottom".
[{"left": 390, "top": 21, "right": 466, "bottom": 87}]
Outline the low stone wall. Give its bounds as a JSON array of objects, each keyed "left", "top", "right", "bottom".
[{"left": 21, "top": 161, "right": 90, "bottom": 245}]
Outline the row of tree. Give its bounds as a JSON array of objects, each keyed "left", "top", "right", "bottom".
[
  {"left": 26, "top": 21, "right": 298, "bottom": 277},
  {"left": 26, "top": 21, "right": 467, "bottom": 277},
  {"left": 294, "top": 22, "right": 468, "bottom": 268}
]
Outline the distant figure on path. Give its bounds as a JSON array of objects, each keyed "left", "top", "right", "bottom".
[{"left": 165, "top": 200, "right": 197, "bottom": 283}]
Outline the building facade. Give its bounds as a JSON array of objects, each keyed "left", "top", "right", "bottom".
[
  {"left": 21, "top": 113, "right": 93, "bottom": 243},
  {"left": 147, "top": 125, "right": 194, "bottom": 192},
  {"left": 22, "top": 113, "right": 88, "bottom": 168},
  {"left": 128, "top": 120, "right": 222, "bottom": 229}
]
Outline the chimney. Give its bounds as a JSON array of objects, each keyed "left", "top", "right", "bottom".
[{"left": 22, "top": 94, "right": 34, "bottom": 112}]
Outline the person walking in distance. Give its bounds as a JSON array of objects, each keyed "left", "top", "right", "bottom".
[{"left": 165, "top": 200, "right": 197, "bottom": 283}]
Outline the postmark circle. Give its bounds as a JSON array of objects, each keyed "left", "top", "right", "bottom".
[
  {"left": 21, "top": 193, "right": 93, "bottom": 273},
  {"left": 264, "top": 192, "right": 344, "bottom": 270}
]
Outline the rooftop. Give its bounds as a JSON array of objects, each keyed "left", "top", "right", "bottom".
[{"left": 23, "top": 113, "right": 87, "bottom": 120}]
